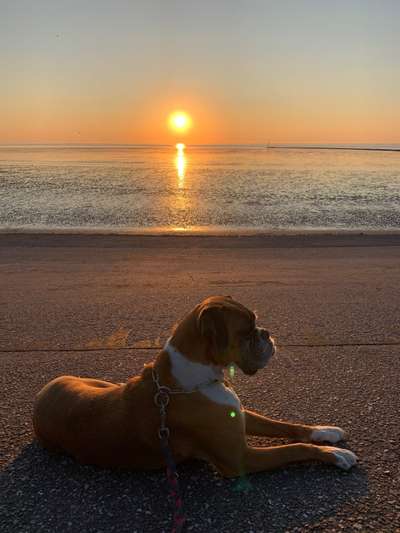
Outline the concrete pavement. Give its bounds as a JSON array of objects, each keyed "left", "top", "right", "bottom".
[{"left": 0, "top": 233, "right": 399, "bottom": 532}]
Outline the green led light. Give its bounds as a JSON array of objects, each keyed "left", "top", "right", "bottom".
[{"left": 230, "top": 411, "right": 236, "bottom": 418}]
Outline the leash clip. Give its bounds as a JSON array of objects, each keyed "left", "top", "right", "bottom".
[
  {"left": 154, "top": 386, "right": 171, "bottom": 408},
  {"left": 158, "top": 427, "right": 170, "bottom": 440}
]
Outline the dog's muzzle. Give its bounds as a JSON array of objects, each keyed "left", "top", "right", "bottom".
[{"left": 238, "top": 327, "right": 275, "bottom": 375}]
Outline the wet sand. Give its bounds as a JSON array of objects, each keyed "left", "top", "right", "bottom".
[{"left": 1, "top": 233, "right": 399, "bottom": 532}]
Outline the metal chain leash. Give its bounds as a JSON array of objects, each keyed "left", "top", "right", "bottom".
[
  {"left": 151, "top": 365, "right": 228, "bottom": 532},
  {"left": 152, "top": 368, "right": 186, "bottom": 533}
]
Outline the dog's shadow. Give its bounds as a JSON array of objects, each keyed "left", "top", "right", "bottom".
[{"left": 1, "top": 442, "right": 368, "bottom": 533}]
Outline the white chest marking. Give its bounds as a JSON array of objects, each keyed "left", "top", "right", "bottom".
[{"left": 166, "top": 341, "right": 242, "bottom": 410}]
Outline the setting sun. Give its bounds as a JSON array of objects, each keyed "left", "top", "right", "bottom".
[{"left": 168, "top": 111, "right": 192, "bottom": 135}]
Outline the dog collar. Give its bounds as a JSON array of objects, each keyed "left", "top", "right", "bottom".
[{"left": 151, "top": 367, "right": 223, "bottom": 396}]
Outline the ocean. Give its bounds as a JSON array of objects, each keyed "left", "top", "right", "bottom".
[{"left": 0, "top": 144, "right": 399, "bottom": 233}]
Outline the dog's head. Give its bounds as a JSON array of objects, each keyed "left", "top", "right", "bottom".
[{"left": 173, "top": 295, "right": 275, "bottom": 375}]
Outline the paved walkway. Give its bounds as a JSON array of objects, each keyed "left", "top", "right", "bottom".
[{"left": 1, "top": 234, "right": 399, "bottom": 532}]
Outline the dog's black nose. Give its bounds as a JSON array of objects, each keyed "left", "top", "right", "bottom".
[{"left": 260, "top": 328, "right": 270, "bottom": 340}]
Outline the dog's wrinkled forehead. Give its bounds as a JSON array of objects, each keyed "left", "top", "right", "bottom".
[{"left": 198, "top": 295, "right": 256, "bottom": 328}]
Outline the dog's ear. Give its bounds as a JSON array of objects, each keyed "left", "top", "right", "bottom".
[{"left": 197, "top": 305, "right": 229, "bottom": 362}]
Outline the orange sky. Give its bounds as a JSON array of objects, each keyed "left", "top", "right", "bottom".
[{"left": 1, "top": 1, "right": 399, "bottom": 144}]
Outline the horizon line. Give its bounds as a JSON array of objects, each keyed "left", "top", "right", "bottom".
[
  {"left": 1, "top": 142, "right": 400, "bottom": 147},
  {"left": 1, "top": 142, "right": 400, "bottom": 153}
]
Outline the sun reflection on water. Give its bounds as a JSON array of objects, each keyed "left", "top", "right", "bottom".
[
  {"left": 175, "top": 143, "right": 186, "bottom": 187},
  {"left": 170, "top": 143, "right": 191, "bottom": 232}
]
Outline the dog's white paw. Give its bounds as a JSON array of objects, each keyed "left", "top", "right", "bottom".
[
  {"left": 324, "top": 447, "right": 358, "bottom": 470},
  {"left": 311, "top": 425, "right": 346, "bottom": 444}
]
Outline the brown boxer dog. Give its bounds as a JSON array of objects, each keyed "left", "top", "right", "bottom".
[{"left": 33, "top": 295, "right": 357, "bottom": 476}]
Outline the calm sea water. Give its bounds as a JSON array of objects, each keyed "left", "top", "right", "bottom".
[{"left": 0, "top": 144, "right": 399, "bottom": 233}]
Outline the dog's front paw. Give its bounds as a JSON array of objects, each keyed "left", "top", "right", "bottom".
[
  {"left": 311, "top": 425, "right": 346, "bottom": 444},
  {"left": 320, "top": 446, "right": 358, "bottom": 471}
]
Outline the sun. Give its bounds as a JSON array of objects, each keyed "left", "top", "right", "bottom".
[{"left": 168, "top": 111, "right": 192, "bottom": 135}]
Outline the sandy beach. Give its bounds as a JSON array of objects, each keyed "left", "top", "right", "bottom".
[{"left": 1, "top": 232, "right": 399, "bottom": 532}]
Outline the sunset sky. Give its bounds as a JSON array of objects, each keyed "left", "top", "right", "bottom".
[{"left": 1, "top": 0, "right": 399, "bottom": 144}]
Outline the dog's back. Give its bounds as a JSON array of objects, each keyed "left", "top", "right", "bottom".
[{"left": 33, "top": 374, "right": 163, "bottom": 468}]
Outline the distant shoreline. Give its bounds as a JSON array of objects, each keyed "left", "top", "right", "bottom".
[{"left": 269, "top": 145, "right": 400, "bottom": 152}]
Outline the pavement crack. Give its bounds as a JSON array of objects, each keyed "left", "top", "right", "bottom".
[{"left": 1, "top": 341, "right": 399, "bottom": 353}]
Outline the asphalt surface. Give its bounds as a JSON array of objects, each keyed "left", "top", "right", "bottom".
[{"left": 1, "top": 233, "right": 399, "bottom": 533}]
